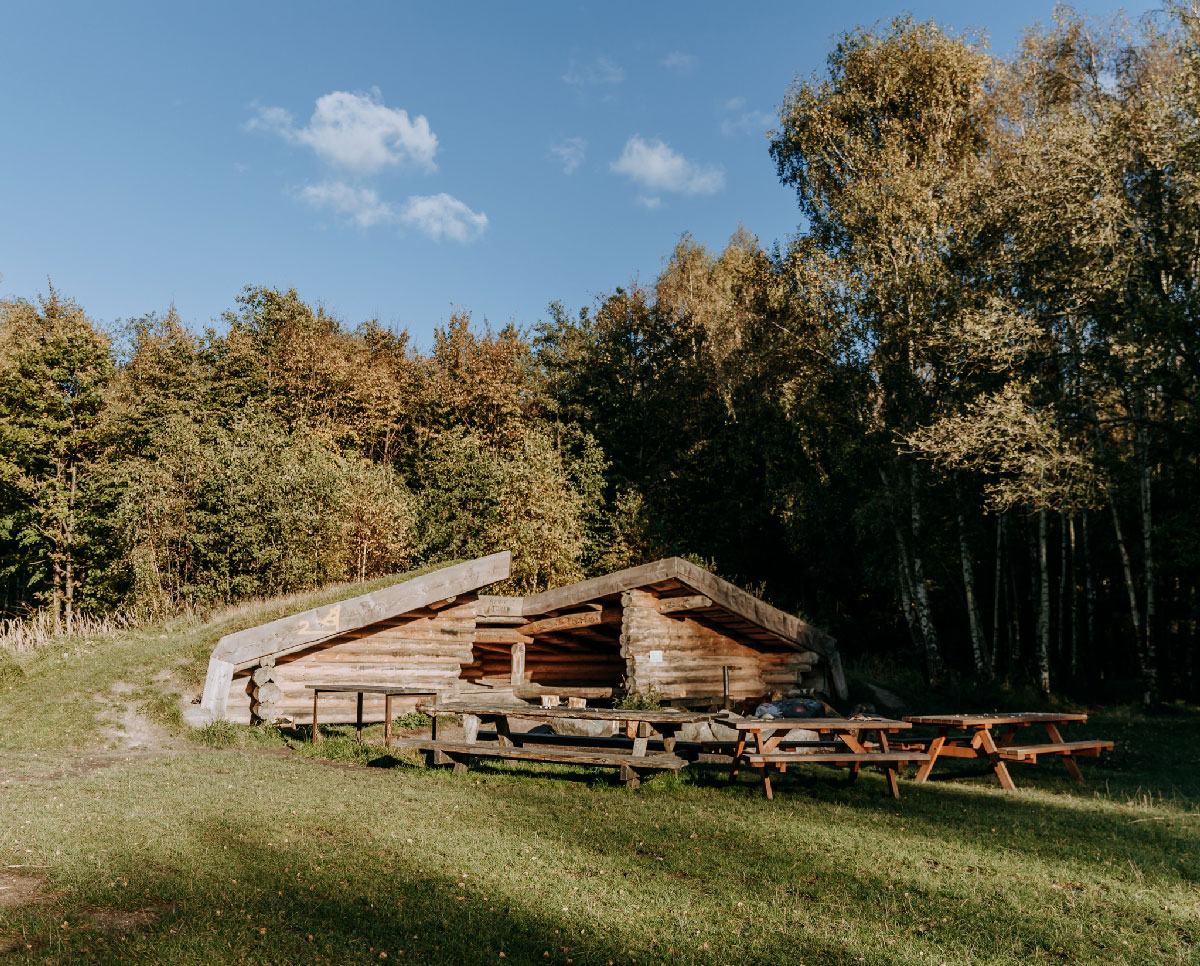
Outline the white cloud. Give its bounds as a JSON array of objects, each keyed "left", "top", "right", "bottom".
[
  {"left": 248, "top": 90, "right": 438, "bottom": 174},
  {"left": 298, "top": 181, "right": 397, "bottom": 228},
  {"left": 401, "top": 193, "right": 488, "bottom": 243},
  {"left": 563, "top": 56, "right": 624, "bottom": 86},
  {"left": 661, "top": 51, "right": 695, "bottom": 72},
  {"left": 718, "top": 97, "right": 775, "bottom": 137},
  {"left": 635, "top": 195, "right": 662, "bottom": 210},
  {"left": 550, "top": 137, "right": 587, "bottom": 174},
  {"left": 610, "top": 136, "right": 724, "bottom": 196}
]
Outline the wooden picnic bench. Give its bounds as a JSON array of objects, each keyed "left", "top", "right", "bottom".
[
  {"left": 725, "top": 717, "right": 929, "bottom": 799},
  {"left": 900, "top": 713, "right": 1114, "bottom": 790},
  {"left": 305, "top": 684, "right": 440, "bottom": 748},
  {"left": 416, "top": 701, "right": 711, "bottom": 788}
]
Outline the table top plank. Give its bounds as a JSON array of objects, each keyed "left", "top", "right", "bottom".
[
  {"left": 904, "top": 712, "right": 1088, "bottom": 727},
  {"left": 417, "top": 701, "right": 712, "bottom": 724},
  {"left": 306, "top": 684, "right": 442, "bottom": 696},
  {"left": 725, "top": 717, "right": 912, "bottom": 732}
]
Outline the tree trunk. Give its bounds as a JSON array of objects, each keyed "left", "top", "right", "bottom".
[
  {"left": 1036, "top": 508, "right": 1051, "bottom": 696},
  {"left": 1137, "top": 424, "right": 1158, "bottom": 706},
  {"left": 1109, "top": 496, "right": 1149, "bottom": 702},
  {"left": 909, "top": 464, "right": 941, "bottom": 686},
  {"left": 65, "top": 462, "right": 77, "bottom": 635},
  {"left": 1067, "top": 513, "right": 1078, "bottom": 682},
  {"left": 955, "top": 478, "right": 989, "bottom": 677},
  {"left": 1081, "top": 509, "right": 1096, "bottom": 673},
  {"left": 991, "top": 513, "right": 1004, "bottom": 679}
]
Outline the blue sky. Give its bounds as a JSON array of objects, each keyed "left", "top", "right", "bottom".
[{"left": 0, "top": 1, "right": 1159, "bottom": 346}]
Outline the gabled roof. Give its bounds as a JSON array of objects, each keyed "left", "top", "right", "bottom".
[
  {"left": 480, "top": 556, "right": 845, "bottom": 698},
  {"left": 200, "top": 552, "right": 511, "bottom": 718}
]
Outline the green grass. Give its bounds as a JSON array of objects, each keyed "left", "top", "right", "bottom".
[{"left": 1, "top": 589, "right": 1197, "bottom": 964}]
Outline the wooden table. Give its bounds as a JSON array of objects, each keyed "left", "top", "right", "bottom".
[
  {"left": 305, "top": 684, "right": 440, "bottom": 747},
  {"left": 415, "top": 701, "right": 712, "bottom": 788},
  {"left": 726, "top": 717, "right": 927, "bottom": 799},
  {"left": 901, "top": 713, "right": 1114, "bottom": 790}
]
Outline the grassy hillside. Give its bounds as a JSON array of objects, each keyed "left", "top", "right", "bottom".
[{"left": 0, "top": 580, "right": 1197, "bottom": 965}]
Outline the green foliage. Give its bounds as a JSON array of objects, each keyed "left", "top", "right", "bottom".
[
  {"left": 613, "top": 689, "right": 664, "bottom": 711},
  {"left": 392, "top": 711, "right": 431, "bottom": 730}
]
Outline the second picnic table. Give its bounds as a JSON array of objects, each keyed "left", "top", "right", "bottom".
[
  {"left": 726, "top": 716, "right": 929, "bottom": 799},
  {"left": 414, "top": 700, "right": 714, "bottom": 788},
  {"left": 901, "top": 712, "right": 1114, "bottom": 789},
  {"left": 305, "top": 684, "right": 441, "bottom": 748}
]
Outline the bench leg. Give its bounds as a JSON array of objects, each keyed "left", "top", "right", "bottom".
[
  {"left": 311, "top": 691, "right": 320, "bottom": 744},
  {"left": 384, "top": 694, "right": 393, "bottom": 749},
  {"left": 1045, "top": 723, "right": 1086, "bottom": 783},
  {"left": 885, "top": 766, "right": 900, "bottom": 799},
  {"left": 729, "top": 736, "right": 746, "bottom": 782},
  {"left": 632, "top": 721, "right": 650, "bottom": 757},
  {"left": 619, "top": 763, "right": 641, "bottom": 790},
  {"left": 761, "top": 765, "right": 774, "bottom": 800},
  {"left": 978, "top": 727, "right": 1017, "bottom": 790},
  {"left": 912, "top": 732, "right": 946, "bottom": 783},
  {"left": 356, "top": 692, "right": 364, "bottom": 744}
]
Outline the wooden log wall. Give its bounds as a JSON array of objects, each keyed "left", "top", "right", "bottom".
[
  {"left": 619, "top": 589, "right": 818, "bottom": 700},
  {"left": 224, "top": 600, "right": 477, "bottom": 724}
]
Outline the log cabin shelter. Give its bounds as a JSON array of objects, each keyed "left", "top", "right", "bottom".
[{"left": 198, "top": 550, "right": 846, "bottom": 725}]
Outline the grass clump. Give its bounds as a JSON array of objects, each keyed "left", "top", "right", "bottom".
[{"left": 192, "top": 719, "right": 241, "bottom": 748}]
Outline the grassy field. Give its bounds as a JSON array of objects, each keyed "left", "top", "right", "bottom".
[{"left": 1, "top": 588, "right": 1197, "bottom": 965}]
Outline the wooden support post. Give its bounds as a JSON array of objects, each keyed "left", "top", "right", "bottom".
[
  {"left": 509, "top": 641, "right": 525, "bottom": 687},
  {"left": 463, "top": 714, "right": 481, "bottom": 745},
  {"left": 356, "top": 691, "right": 364, "bottom": 744},
  {"left": 913, "top": 731, "right": 946, "bottom": 782},
  {"left": 977, "top": 727, "right": 1016, "bottom": 790},
  {"left": 311, "top": 689, "right": 320, "bottom": 744},
  {"left": 384, "top": 694, "right": 393, "bottom": 749},
  {"left": 1045, "top": 722, "right": 1085, "bottom": 783},
  {"left": 722, "top": 665, "right": 731, "bottom": 711},
  {"left": 632, "top": 721, "right": 650, "bottom": 757},
  {"left": 496, "top": 715, "right": 514, "bottom": 748}
]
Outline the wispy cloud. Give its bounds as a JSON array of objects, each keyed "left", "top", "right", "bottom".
[
  {"left": 401, "top": 193, "right": 488, "bottom": 243},
  {"left": 719, "top": 97, "right": 775, "bottom": 137},
  {"left": 549, "top": 137, "right": 587, "bottom": 174},
  {"left": 661, "top": 51, "right": 695, "bottom": 72},
  {"left": 298, "top": 181, "right": 397, "bottom": 228},
  {"left": 563, "top": 56, "right": 624, "bottom": 86},
  {"left": 635, "top": 195, "right": 663, "bottom": 210},
  {"left": 610, "top": 136, "right": 724, "bottom": 198},
  {"left": 247, "top": 90, "right": 438, "bottom": 173}
]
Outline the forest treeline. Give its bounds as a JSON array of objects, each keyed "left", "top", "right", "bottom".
[{"left": 3, "top": 8, "right": 1199, "bottom": 704}]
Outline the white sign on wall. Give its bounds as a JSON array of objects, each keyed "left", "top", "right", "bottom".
[{"left": 649, "top": 649, "right": 664, "bottom": 663}]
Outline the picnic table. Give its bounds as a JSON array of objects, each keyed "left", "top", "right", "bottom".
[
  {"left": 414, "top": 700, "right": 713, "bottom": 788},
  {"left": 901, "top": 712, "right": 1114, "bottom": 790},
  {"left": 305, "top": 684, "right": 440, "bottom": 748},
  {"left": 726, "top": 716, "right": 929, "bottom": 799}
]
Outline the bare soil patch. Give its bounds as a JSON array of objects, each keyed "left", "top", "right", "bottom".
[{"left": 0, "top": 869, "right": 47, "bottom": 910}]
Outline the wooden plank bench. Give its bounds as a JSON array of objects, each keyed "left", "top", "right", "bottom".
[
  {"left": 997, "top": 740, "right": 1113, "bottom": 761},
  {"left": 741, "top": 751, "right": 932, "bottom": 799},
  {"left": 393, "top": 737, "right": 685, "bottom": 789}
]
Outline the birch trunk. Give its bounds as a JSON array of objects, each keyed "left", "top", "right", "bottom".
[{"left": 954, "top": 478, "right": 988, "bottom": 676}]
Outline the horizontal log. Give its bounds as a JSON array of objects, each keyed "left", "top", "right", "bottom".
[{"left": 517, "top": 607, "right": 622, "bottom": 638}]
